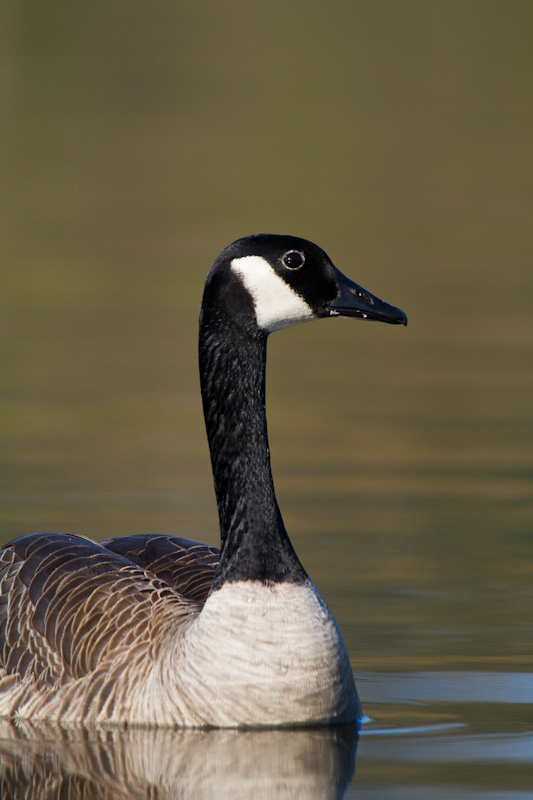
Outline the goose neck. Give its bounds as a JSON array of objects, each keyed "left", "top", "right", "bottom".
[{"left": 198, "top": 315, "right": 306, "bottom": 588}]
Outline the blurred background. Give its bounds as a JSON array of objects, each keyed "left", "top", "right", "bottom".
[{"left": 1, "top": 0, "right": 532, "bottom": 680}]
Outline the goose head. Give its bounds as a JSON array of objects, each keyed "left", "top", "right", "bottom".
[{"left": 202, "top": 233, "right": 407, "bottom": 335}]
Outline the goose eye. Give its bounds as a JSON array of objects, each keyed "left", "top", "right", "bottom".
[{"left": 281, "top": 250, "right": 305, "bottom": 270}]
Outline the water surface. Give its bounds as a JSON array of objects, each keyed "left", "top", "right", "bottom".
[{"left": 1, "top": 1, "right": 532, "bottom": 796}]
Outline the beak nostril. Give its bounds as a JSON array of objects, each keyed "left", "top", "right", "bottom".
[{"left": 356, "top": 290, "right": 373, "bottom": 305}]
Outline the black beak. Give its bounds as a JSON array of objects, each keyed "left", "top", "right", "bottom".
[{"left": 327, "top": 267, "right": 407, "bottom": 326}]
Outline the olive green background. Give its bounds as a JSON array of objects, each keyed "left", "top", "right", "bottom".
[{"left": 1, "top": 2, "right": 532, "bottom": 790}]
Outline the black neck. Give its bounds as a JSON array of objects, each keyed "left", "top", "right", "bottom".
[{"left": 199, "top": 298, "right": 307, "bottom": 589}]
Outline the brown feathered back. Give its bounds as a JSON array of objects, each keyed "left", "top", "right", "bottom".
[{"left": 0, "top": 533, "right": 219, "bottom": 698}]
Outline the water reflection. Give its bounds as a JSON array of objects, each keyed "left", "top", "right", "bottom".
[
  {"left": 360, "top": 731, "right": 533, "bottom": 764},
  {"left": 0, "top": 721, "right": 358, "bottom": 799},
  {"left": 351, "top": 671, "right": 533, "bottom": 798},
  {"left": 360, "top": 671, "right": 533, "bottom": 705}
]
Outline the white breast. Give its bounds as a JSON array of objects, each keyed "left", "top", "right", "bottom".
[{"left": 158, "top": 580, "right": 357, "bottom": 727}]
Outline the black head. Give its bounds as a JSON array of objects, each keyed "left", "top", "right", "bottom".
[{"left": 203, "top": 234, "right": 407, "bottom": 334}]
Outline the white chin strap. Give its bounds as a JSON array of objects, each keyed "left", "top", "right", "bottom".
[{"left": 231, "top": 255, "right": 315, "bottom": 333}]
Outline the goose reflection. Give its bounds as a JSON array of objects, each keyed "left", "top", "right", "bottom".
[{"left": 0, "top": 720, "right": 358, "bottom": 799}]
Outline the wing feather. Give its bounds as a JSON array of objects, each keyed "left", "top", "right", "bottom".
[
  {"left": 100, "top": 534, "right": 219, "bottom": 602},
  {"left": 0, "top": 533, "right": 202, "bottom": 694}
]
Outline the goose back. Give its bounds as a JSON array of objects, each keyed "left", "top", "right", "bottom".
[{"left": 0, "top": 533, "right": 204, "bottom": 722}]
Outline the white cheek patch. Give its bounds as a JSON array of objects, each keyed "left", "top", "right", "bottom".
[{"left": 231, "top": 255, "right": 316, "bottom": 332}]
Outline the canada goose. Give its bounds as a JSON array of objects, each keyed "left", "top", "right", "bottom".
[{"left": 0, "top": 234, "right": 406, "bottom": 727}]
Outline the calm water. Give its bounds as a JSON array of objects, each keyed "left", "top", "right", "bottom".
[{"left": 1, "top": 1, "right": 533, "bottom": 796}]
